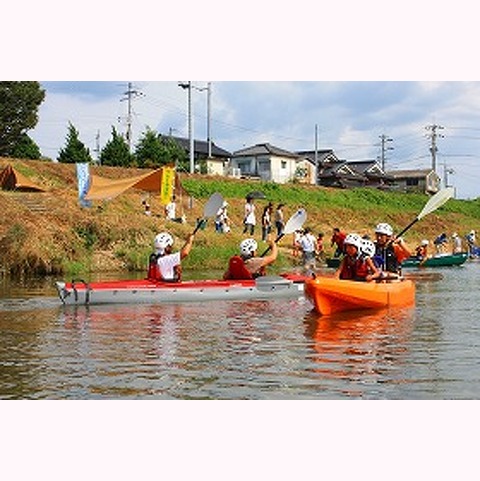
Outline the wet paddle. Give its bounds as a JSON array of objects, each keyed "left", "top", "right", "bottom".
[
  {"left": 260, "top": 207, "right": 307, "bottom": 256},
  {"left": 394, "top": 187, "right": 455, "bottom": 240},
  {"left": 193, "top": 192, "right": 224, "bottom": 234}
]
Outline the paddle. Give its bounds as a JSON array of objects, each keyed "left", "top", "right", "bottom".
[
  {"left": 192, "top": 192, "right": 224, "bottom": 234},
  {"left": 260, "top": 207, "right": 307, "bottom": 256},
  {"left": 394, "top": 187, "right": 455, "bottom": 240}
]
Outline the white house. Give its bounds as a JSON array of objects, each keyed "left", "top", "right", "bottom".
[{"left": 230, "top": 143, "right": 302, "bottom": 184}]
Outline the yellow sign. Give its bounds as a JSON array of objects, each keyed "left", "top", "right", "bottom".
[{"left": 160, "top": 166, "right": 175, "bottom": 205}]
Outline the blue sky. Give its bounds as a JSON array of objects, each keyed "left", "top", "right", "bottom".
[{"left": 31, "top": 81, "right": 480, "bottom": 199}]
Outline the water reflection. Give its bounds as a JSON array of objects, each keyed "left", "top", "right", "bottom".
[{"left": 303, "top": 307, "right": 416, "bottom": 397}]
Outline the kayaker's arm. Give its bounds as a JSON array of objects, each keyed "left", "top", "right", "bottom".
[
  {"left": 180, "top": 233, "right": 195, "bottom": 260},
  {"left": 260, "top": 238, "right": 278, "bottom": 267},
  {"left": 393, "top": 237, "right": 411, "bottom": 261}
]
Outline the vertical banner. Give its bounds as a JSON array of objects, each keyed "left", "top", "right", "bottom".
[
  {"left": 160, "top": 166, "right": 175, "bottom": 205},
  {"left": 76, "top": 162, "right": 92, "bottom": 208}
]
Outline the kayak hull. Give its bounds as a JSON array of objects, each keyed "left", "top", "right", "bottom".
[
  {"left": 56, "top": 274, "right": 306, "bottom": 306},
  {"left": 304, "top": 276, "right": 415, "bottom": 315},
  {"left": 402, "top": 252, "right": 468, "bottom": 268}
]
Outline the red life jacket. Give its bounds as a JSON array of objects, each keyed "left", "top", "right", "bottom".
[
  {"left": 224, "top": 255, "right": 255, "bottom": 280},
  {"left": 339, "top": 256, "right": 370, "bottom": 281},
  {"left": 147, "top": 253, "right": 181, "bottom": 282}
]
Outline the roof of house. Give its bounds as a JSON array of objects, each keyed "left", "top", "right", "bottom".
[
  {"left": 169, "top": 136, "right": 231, "bottom": 158},
  {"left": 295, "top": 149, "right": 338, "bottom": 164},
  {"left": 233, "top": 143, "right": 300, "bottom": 159},
  {"left": 387, "top": 169, "right": 435, "bottom": 179}
]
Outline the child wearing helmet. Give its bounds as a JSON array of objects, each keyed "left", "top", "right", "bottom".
[
  {"left": 147, "top": 230, "right": 195, "bottom": 282},
  {"left": 414, "top": 239, "right": 429, "bottom": 261},
  {"left": 335, "top": 233, "right": 381, "bottom": 282},
  {"left": 374, "top": 222, "right": 411, "bottom": 276},
  {"left": 223, "top": 235, "right": 278, "bottom": 280}
]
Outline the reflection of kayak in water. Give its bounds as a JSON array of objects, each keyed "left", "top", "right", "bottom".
[
  {"left": 56, "top": 274, "right": 307, "bottom": 306},
  {"left": 305, "top": 276, "right": 415, "bottom": 315},
  {"left": 401, "top": 252, "right": 468, "bottom": 268}
]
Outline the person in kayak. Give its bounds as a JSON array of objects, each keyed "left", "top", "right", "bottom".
[
  {"left": 147, "top": 231, "right": 195, "bottom": 282},
  {"left": 414, "top": 239, "right": 429, "bottom": 263},
  {"left": 223, "top": 236, "right": 278, "bottom": 280},
  {"left": 373, "top": 222, "right": 411, "bottom": 276},
  {"left": 334, "top": 233, "right": 381, "bottom": 282}
]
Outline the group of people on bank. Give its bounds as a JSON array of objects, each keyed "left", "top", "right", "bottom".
[{"left": 145, "top": 193, "right": 478, "bottom": 285}]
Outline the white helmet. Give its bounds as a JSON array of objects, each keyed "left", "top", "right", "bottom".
[
  {"left": 375, "top": 222, "right": 393, "bottom": 236},
  {"left": 344, "top": 233, "right": 363, "bottom": 250},
  {"left": 361, "top": 239, "right": 376, "bottom": 257},
  {"left": 240, "top": 238, "right": 258, "bottom": 257},
  {"left": 154, "top": 232, "right": 174, "bottom": 251},
  {"left": 421, "top": 239, "right": 429, "bottom": 246}
]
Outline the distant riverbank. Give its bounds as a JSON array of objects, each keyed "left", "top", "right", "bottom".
[{"left": 1, "top": 157, "right": 480, "bottom": 277}]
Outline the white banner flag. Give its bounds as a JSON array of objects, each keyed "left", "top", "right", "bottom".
[{"left": 76, "top": 162, "right": 92, "bottom": 208}]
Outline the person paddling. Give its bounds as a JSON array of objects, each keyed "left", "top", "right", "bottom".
[
  {"left": 334, "top": 233, "right": 381, "bottom": 282},
  {"left": 223, "top": 235, "right": 278, "bottom": 280},
  {"left": 147, "top": 231, "right": 195, "bottom": 282},
  {"left": 373, "top": 222, "right": 411, "bottom": 277}
]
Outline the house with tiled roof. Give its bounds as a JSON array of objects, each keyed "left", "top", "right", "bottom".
[
  {"left": 230, "top": 143, "right": 302, "bottom": 184},
  {"left": 169, "top": 136, "right": 231, "bottom": 175},
  {"left": 387, "top": 169, "right": 440, "bottom": 194}
]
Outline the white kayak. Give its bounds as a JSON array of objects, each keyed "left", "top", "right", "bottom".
[{"left": 55, "top": 274, "right": 307, "bottom": 306}]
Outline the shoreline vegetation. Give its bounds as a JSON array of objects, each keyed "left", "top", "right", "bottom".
[{"left": 1, "top": 158, "right": 480, "bottom": 278}]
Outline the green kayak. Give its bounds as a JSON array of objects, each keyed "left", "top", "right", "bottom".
[{"left": 401, "top": 252, "right": 468, "bottom": 268}]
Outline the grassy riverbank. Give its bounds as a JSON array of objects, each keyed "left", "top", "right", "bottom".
[{"left": 1, "top": 157, "right": 480, "bottom": 277}]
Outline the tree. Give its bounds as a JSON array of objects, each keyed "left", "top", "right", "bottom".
[
  {"left": 99, "top": 127, "right": 132, "bottom": 166},
  {"left": 0, "top": 81, "right": 45, "bottom": 156},
  {"left": 57, "top": 122, "right": 92, "bottom": 163},
  {"left": 134, "top": 128, "right": 168, "bottom": 168},
  {"left": 163, "top": 136, "right": 188, "bottom": 171},
  {"left": 11, "top": 133, "right": 42, "bottom": 160}
]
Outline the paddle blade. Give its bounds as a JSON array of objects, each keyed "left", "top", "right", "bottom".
[
  {"left": 418, "top": 187, "right": 454, "bottom": 220},
  {"left": 203, "top": 192, "right": 224, "bottom": 218},
  {"left": 283, "top": 208, "right": 307, "bottom": 235}
]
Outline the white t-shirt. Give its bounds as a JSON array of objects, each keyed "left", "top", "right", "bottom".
[
  {"left": 299, "top": 233, "right": 317, "bottom": 253},
  {"left": 166, "top": 202, "right": 176, "bottom": 220},
  {"left": 157, "top": 252, "right": 181, "bottom": 280},
  {"left": 244, "top": 202, "right": 256, "bottom": 225}
]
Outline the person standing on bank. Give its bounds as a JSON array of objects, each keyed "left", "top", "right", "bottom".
[
  {"left": 274, "top": 203, "right": 285, "bottom": 237},
  {"left": 243, "top": 195, "right": 256, "bottom": 236},
  {"left": 298, "top": 227, "right": 318, "bottom": 271},
  {"left": 261, "top": 202, "right": 273, "bottom": 241}
]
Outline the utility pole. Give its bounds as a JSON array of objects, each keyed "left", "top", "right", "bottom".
[
  {"left": 120, "top": 82, "right": 142, "bottom": 153},
  {"left": 314, "top": 124, "right": 319, "bottom": 185},
  {"left": 379, "top": 134, "right": 393, "bottom": 171},
  {"left": 443, "top": 161, "right": 454, "bottom": 188},
  {"left": 425, "top": 123, "right": 444, "bottom": 172},
  {"left": 207, "top": 82, "right": 212, "bottom": 158},
  {"left": 94, "top": 130, "right": 100, "bottom": 164},
  {"left": 178, "top": 81, "right": 194, "bottom": 173}
]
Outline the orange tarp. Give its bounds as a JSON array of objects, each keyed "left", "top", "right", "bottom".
[
  {"left": 84, "top": 167, "right": 187, "bottom": 201},
  {"left": 0, "top": 164, "right": 46, "bottom": 192}
]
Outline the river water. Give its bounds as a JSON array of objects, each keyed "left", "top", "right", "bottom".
[{"left": 1, "top": 263, "right": 479, "bottom": 400}]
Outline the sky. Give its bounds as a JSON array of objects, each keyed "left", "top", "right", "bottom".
[{"left": 30, "top": 81, "right": 480, "bottom": 199}]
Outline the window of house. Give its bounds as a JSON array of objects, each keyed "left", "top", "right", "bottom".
[
  {"left": 281, "top": 161, "right": 287, "bottom": 169},
  {"left": 406, "top": 178, "right": 419, "bottom": 186}
]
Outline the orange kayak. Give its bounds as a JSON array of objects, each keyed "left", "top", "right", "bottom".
[{"left": 304, "top": 276, "right": 415, "bottom": 315}]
